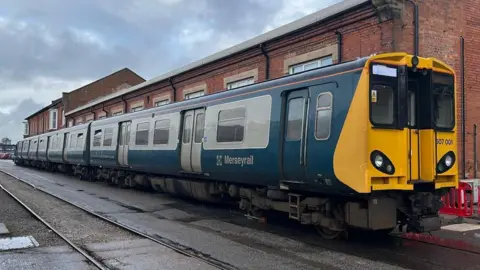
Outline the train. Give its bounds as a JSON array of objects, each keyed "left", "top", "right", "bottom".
[{"left": 14, "top": 52, "right": 458, "bottom": 239}]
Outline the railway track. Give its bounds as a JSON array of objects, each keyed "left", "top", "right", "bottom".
[
  {"left": 0, "top": 183, "right": 108, "bottom": 270},
  {"left": 2, "top": 166, "right": 480, "bottom": 269},
  {"left": 0, "top": 170, "right": 238, "bottom": 270}
]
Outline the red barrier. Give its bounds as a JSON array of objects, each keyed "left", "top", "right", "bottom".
[{"left": 439, "top": 182, "right": 474, "bottom": 217}]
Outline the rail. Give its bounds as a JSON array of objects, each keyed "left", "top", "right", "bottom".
[
  {"left": 0, "top": 183, "right": 108, "bottom": 270},
  {"left": 0, "top": 169, "right": 238, "bottom": 270}
]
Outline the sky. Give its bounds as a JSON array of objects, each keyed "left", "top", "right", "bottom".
[{"left": 0, "top": 0, "right": 341, "bottom": 142}]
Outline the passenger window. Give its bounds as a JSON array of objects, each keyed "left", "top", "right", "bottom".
[
  {"left": 371, "top": 84, "right": 394, "bottom": 125},
  {"left": 135, "top": 122, "right": 150, "bottom": 146},
  {"left": 77, "top": 133, "right": 84, "bottom": 149},
  {"left": 217, "top": 107, "right": 245, "bottom": 143},
  {"left": 154, "top": 119, "right": 170, "bottom": 145},
  {"left": 194, "top": 113, "right": 205, "bottom": 143},
  {"left": 286, "top": 98, "right": 304, "bottom": 141},
  {"left": 183, "top": 115, "right": 192, "bottom": 143},
  {"left": 103, "top": 128, "right": 114, "bottom": 147},
  {"left": 93, "top": 130, "right": 102, "bottom": 147},
  {"left": 70, "top": 134, "right": 76, "bottom": 149},
  {"left": 315, "top": 92, "right": 333, "bottom": 140}
]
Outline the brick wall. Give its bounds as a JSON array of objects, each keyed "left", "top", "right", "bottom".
[{"left": 62, "top": 68, "right": 145, "bottom": 113}]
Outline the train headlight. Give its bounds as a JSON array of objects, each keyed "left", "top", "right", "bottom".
[
  {"left": 370, "top": 151, "right": 395, "bottom": 175},
  {"left": 445, "top": 155, "right": 453, "bottom": 167},
  {"left": 374, "top": 155, "right": 384, "bottom": 168},
  {"left": 437, "top": 151, "right": 456, "bottom": 174}
]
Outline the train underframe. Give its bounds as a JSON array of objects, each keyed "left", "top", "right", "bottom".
[{"left": 15, "top": 161, "right": 447, "bottom": 239}]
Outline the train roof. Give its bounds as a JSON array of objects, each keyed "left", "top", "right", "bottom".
[{"left": 92, "top": 56, "right": 370, "bottom": 127}]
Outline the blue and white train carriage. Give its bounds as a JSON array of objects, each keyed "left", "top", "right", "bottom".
[{"left": 15, "top": 53, "right": 459, "bottom": 238}]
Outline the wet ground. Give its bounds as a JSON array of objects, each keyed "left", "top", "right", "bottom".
[{"left": 1, "top": 160, "right": 480, "bottom": 270}]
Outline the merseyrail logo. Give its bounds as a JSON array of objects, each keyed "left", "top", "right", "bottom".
[{"left": 216, "top": 155, "right": 254, "bottom": 167}]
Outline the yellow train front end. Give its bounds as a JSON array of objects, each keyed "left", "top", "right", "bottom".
[
  {"left": 368, "top": 53, "right": 457, "bottom": 232},
  {"left": 335, "top": 53, "right": 457, "bottom": 233}
]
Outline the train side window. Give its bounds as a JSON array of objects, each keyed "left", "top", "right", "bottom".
[
  {"left": 194, "top": 113, "right": 205, "bottom": 143},
  {"left": 217, "top": 107, "right": 245, "bottom": 143},
  {"left": 371, "top": 84, "right": 394, "bottom": 125},
  {"left": 135, "top": 122, "right": 150, "bottom": 146},
  {"left": 315, "top": 92, "right": 333, "bottom": 140},
  {"left": 286, "top": 98, "right": 304, "bottom": 141},
  {"left": 77, "top": 133, "right": 84, "bottom": 149},
  {"left": 93, "top": 130, "right": 102, "bottom": 147},
  {"left": 70, "top": 134, "right": 76, "bottom": 149},
  {"left": 103, "top": 128, "right": 114, "bottom": 147},
  {"left": 154, "top": 119, "right": 170, "bottom": 145},
  {"left": 183, "top": 115, "right": 192, "bottom": 143}
]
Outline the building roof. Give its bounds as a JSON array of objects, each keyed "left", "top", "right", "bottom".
[
  {"left": 26, "top": 68, "right": 144, "bottom": 120},
  {"left": 65, "top": 0, "right": 369, "bottom": 117},
  {"left": 25, "top": 98, "right": 62, "bottom": 120}
]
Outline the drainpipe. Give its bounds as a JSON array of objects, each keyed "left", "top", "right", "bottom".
[
  {"left": 169, "top": 77, "right": 177, "bottom": 102},
  {"left": 102, "top": 103, "right": 108, "bottom": 117},
  {"left": 121, "top": 95, "right": 127, "bottom": 113},
  {"left": 461, "top": 36, "right": 466, "bottom": 179},
  {"left": 405, "top": 0, "right": 419, "bottom": 56},
  {"left": 335, "top": 31, "right": 343, "bottom": 63},
  {"left": 260, "top": 43, "right": 270, "bottom": 80}
]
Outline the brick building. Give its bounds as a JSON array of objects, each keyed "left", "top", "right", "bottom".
[
  {"left": 24, "top": 68, "right": 145, "bottom": 137},
  {"left": 22, "top": 0, "right": 480, "bottom": 176}
]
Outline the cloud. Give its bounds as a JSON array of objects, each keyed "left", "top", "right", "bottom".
[{"left": 0, "top": 0, "right": 341, "bottom": 142}]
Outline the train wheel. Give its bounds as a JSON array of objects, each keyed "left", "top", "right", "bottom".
[{"left": 315, "top": 226, "right": 343, "bottom": 240}]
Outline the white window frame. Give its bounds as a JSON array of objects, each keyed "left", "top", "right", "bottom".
[
  {"left": 154, "top": 99, "right": 170, "bottom": 107},
  {"left": 227, "top": 77, "right": 255, "bottom": 90},
  {"left": 288, "top": 55, "right": 333, "bottom": 74},
  {"left": 49, "top": 109, "right": 58, "bottom": 130},
  {"left": 62, "top": 109, "right": 65, "bottom": 127},
  {"left": 23, "top": 122, "right": 29, "bottom": 136},
  {"left": 185, "top": 90, "right": 204, "bottom": 100},
  {"left": 131, "top": 105, "right": 144, "bottom": 112},
  {"left": 112, "top": 111, "right": 124, "bottom": 116}
]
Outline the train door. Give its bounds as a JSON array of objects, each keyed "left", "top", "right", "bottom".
[
  {"left": 118, "top": 122, "right": 131, "bottom": 166},
  {"left": 282, "top": 89, "right": 309, "bottom": 182},
  {"left": 180, "top": 109, "right": 205, "bottom": 173},
  {"left": 304, "top": 84, "right": 336, "bottom": 184},
  {"left": 63, "top": 133, "right": 69, "bottom": 161}
]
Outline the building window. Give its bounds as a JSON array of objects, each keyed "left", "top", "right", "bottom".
[
  {"left": 154, "top": 99, "right": 170, "bottom": 107},
  {"left": 217, "top": 107, "right": 245, "bottom": 143},
  {"left": 135, "top": 122, "right": 150, "bottom": 145},
  {"left": 49, "top": 109, "right": 58, "bottom": 130},
  {"left": 315, "top": 92, "right": 333, "bottom": 140},
  {"left": 153, "top": 119, "right": 170, "bottom": 145},
  {"left": 98, "top": 115, "right": 107, "bottom": 120},
  {"left": 112, "top": 111, "right": 124, "bottom": 116},
  {"left": 185, "top": 90, "right": 204, "bottom": 100},
  {"left": 289, "top": 56, "right": 333, "bottom": 74},
  {"left": 68, "top": 120, "right": 73, "bottom": 127},
  {"left": 93, "top": 130, "right": 102, "bottom": 147},
  {"left": 227, "top": 77, "right": 255, "bottom": 90},
  {"left": 62, "top": 109, "right": 65, "bottom": 127},
  {"left": 131, "top": 105, "right": 143, "bottom": 112},
  {"left": 103, "top": 128, "right": 113, "bottom": 146},
  {"left": 23, "top": 122, "right": 29, "bottom": 136}
]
